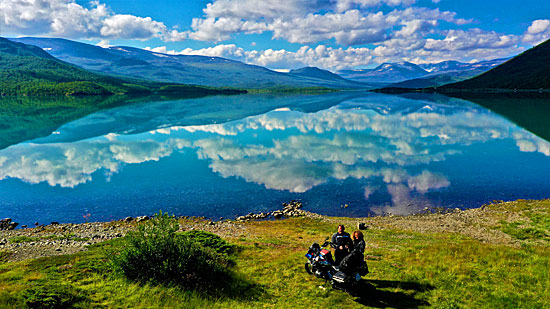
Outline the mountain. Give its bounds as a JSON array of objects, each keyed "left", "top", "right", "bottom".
[
  {"left": 0, "top": 37, "right": 243, "bottom": 96},
  {"left": 441, "top": 39, "right": 550, "bottom": 90},
  {"left": 419, "top": 59, "right": 507, "bottom": 75},
  {"left": 339, "top": 58, "right": 508, "bottom": 87},
  {"left": 386, "top": 74, "right": 462, "bottom": 89},
  {"left": 10, "top": 37, "right": 366, "bottom": 90},
  {"left": 383, "top": 58, "right": 510, "bottom": 89},
  {"left": 338, "top": 62, "right": 428, "bottom": 84},
  {"left": 0, "top": 37, "right": 132, "bottom": 96},
  {"left": 288, "top": 67, "right": 349, "bottom": 81}
]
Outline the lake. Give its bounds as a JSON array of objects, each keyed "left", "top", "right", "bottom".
[{"left": 1, "top": 92, "right": 550, "bottom": 226}]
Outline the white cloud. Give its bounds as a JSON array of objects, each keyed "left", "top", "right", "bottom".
[
  {"left": 2, "top": 0, "right": 538, "bottom": 67},
  {"left": 0, "top": 0, "right": 187, "bottom": 41},
  {"left": 150, "top": 25, "right": 525, "bottom": 70},
  {"left": 424, "top": 29, "right": 519, "bottom": 51},
  {"left": 189, "top": 1, "right": 470, "bottom": 45},
  {"left": 523, "top": 19, "right": 550, "bottom": 44}
]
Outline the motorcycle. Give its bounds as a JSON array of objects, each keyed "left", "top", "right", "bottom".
[
  {"left": 304, "top": 238, "right": 368, "bottom": 291},
  {"left": 304, "top": 238, "right": 335, "bottom": 280}
]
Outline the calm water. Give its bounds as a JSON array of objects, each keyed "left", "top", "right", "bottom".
[{"left": 1, "top": 92, "right": 550, "bottom": 226}]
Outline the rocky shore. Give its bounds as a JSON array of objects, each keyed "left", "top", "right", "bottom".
[
  {"left": 1, "top": 200, "right": 546, "bottom": 262},
  {"left": 0, "top": 201, "right": 317, "bottom": 262}
]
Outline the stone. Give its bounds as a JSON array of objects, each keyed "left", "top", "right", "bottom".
[{"left": 8, "top": 222, "right": 18, "bottom": 230}]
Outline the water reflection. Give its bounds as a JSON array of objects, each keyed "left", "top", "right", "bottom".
[{"left": 1, "top": 93, "right": 550, "bottom": 221}]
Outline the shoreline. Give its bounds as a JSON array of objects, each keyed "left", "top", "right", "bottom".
[{"left": 2, "top": 199, "right": 547, "bottom": 263}]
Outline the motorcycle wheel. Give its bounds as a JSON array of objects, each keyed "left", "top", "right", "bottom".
[{"left": 305, "top": 262, "right": 314, "bottom": 275}]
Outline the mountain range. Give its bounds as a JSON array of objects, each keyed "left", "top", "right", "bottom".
[
  {"left": 5, "top": 36, "right": 548, "bottom": 94},
  {"left": 10, "top": 37, "right": 366, "bottom": 90},
  {"left": 0, "top": 37, "right": 243, "bottom": 96},
  {"left": 339, "top": 58, "right": 508, "bottom": 87},
  {"left": 339, "top": 62, "right": 428, "bottom": 84}
]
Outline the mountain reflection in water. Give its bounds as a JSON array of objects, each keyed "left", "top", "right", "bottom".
[{"left": 1, "top": 92, "right": 550, "bottom": 225}]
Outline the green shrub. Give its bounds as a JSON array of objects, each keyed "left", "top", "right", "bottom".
[
  {"left": 182, "top": 230, "right": 236, "bottom": 256},
  {"left": 19, "top": 280, "right": 86, "bottom": 308},
  {"left": 109, "top": 212, "right": 233, "bottom": 291}
]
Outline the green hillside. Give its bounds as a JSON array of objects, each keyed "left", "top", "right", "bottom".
[
  {"left": 441, "top": 39, "right": 550, "bottom": 90},
  {"left": 0, "top": 38, "right": 244, "bottom": 96}
]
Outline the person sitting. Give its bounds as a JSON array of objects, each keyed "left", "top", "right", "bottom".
[{"left": 331, "top": 224, "right": 352, "bottom": 265}]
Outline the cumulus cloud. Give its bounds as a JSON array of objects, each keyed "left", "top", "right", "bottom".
[
  {"left": 523, "top": 19, "right": 550, "bottom": 44},
  {"left": 149, "top": 25, "right": 524, "bottom": 70},
  {"left": 0, "top": 0, "right": 187, "bottom": 41},
  {"left": 2, "top": 0, "right": 545, "bottom": 68},
  {"left": 425, "top": 29, "right": 519, "bottom": 51},
  {"left": 176, "top": 1, "right": 544, "bottom": 68},
  {"left": 188, "top": 0, "right": 470, "bottom": 45}
]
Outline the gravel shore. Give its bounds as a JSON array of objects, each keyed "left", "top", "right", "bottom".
[{"left": 1, "top": 200, "right": 546, "bottom": 262}]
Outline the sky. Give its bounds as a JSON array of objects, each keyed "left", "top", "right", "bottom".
[{"left": 1, "top": 0, "right": 550, "bottom": 70}]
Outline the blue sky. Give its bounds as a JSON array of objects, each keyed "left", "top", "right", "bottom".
[{"left": 1, "top": 0, "right": 550, "bottom": 70}]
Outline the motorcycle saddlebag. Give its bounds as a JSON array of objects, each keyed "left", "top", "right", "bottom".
[{"left": 332, "top": 271, "right": 349, "bottom": 284}]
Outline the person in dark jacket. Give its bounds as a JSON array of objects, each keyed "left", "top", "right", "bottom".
[
  {"left": 351, "top": 230, "right": 365, "bottom": 258},
  {"left": 339, "top": 230, "right": 367, "bottom": 273},
  {"left": 331, "top": 224, "right": 352, "bottom": 265}
]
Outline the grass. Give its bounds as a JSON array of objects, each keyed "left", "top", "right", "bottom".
[
  {"left": 491, "top": 199, "right": 550, "bottom": 241},
  {"left": 0, "top": 200, "right": 549, "bottom": 308}
]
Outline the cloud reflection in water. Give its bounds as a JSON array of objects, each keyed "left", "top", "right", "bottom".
[{"left": 1, "top": 100, "right": 549, "bottom": 215}]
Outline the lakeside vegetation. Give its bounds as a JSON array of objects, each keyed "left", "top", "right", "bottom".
[{"left": 0, "top": 200, "right": 548, "bottom": 308}]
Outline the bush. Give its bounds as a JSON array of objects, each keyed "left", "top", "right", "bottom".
[
  {"left": 181, "top": 230, "right": 236, "bottom": 256},
  {"left": 109, "top": 212, "right": 233, "bottom": 291}
]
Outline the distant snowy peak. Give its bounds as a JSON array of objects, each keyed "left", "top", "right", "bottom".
[
  {"left": 338, "top": 58, "right": 510, "bottom": 84},
  {"left": 374, "top": 62, "right": 427, "bottom": 74},
  {"left": 419, "top": 58, "right": 509, "bottom": 74}
]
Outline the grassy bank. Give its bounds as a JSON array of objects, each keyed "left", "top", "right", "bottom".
[{"left": 0, "top": 200, "right": 549, "bottom": 308}]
